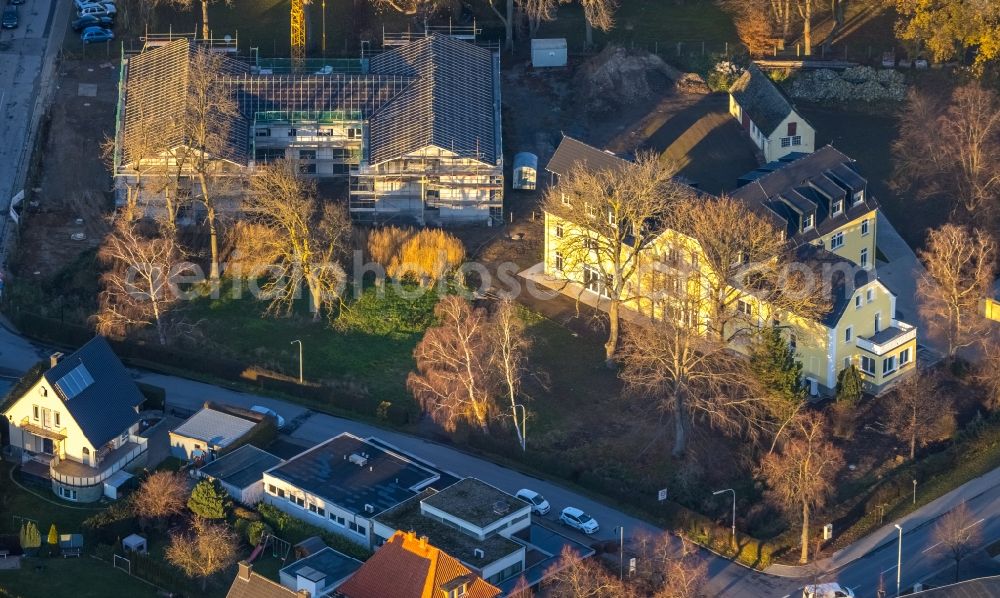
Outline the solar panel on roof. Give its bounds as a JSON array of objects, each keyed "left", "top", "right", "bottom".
[{"left": 55, "top": 363, "right": 94, "bottom": 400}]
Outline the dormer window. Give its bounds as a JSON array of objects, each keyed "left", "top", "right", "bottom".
[
  {"left": 832, "top": 199, "right": 843, "bottom": 215},
  {"left": 801, "top": 213, "right": 814, "bottom": 232},
  {"left": 560, "top": 192, "right": 570, "bottom": 206},
  {"left": 852, "top": 190, "right": 864, "bottom": 205}
]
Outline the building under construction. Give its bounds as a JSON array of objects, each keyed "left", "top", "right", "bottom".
[{"left": 114, "top": 30, "right": 503, "bottom": 225}]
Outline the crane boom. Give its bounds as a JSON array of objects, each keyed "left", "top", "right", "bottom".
[{"left": 291, "top": 0, "right": 305, "bottom": 66}]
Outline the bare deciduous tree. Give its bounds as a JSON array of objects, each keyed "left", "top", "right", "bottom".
[
  {"left": 544, "top": 152, "right": 692, "bottom": 364},
  {"left": 518, "top": 0, "right": 559, "bottom": 37},
  {"left": 759, "top": 412, "right": 844, "bottom": 564},
  {"left": 184, "top": 48, "right": 240, "bottom": 282},
  {"left": 408, "top": 296, "right": 496, "bottom": 434},
  {"left": 933, "top": 502, "right": 982, "bottom": 582},
  {"left": 893, "top": 86, "right": 1000, "bottom": 220},
  {"left": 619, "top": 316, "right": 773, "bottom": 458},
  {"left": 718, "top": 0, "right": 773, "bottom": 56},
  {"left": 631, "top": 532, "right": 707, "bottom": 598},
  {"left": 243, "top": 160, "right": 351, "bottom": 320},
  {"left": 797, "top": 0, "right": 813, "bottom": 55},
  {"left": 166, "top": 517, "right": 238, "bottom": 590},
  {"left": 579, "top": 0, "right": 617, "bottom": 48},
  {"left": 492, "top": 298, "right": 531, "bottom": 450},
  {"left": 544, "top": 546, "right": 631, "bottom": 598},
  {"left": 917, "top": 223, "right": 996, "bottom": 359},
  {"left": 132, "top": 471, "right": 188, "bottom": 521},
  {"left": 96, "top": 217, "right": 181, "bottom": 345},
  {"left": 884, "top": 371, "right": 954, "bottom": 460},
  {"left": 975, "top": 338, "right": 1000, "bottom": 410},
  {"left": 672, "top": 195, "right": 827, "bottom": 344}
]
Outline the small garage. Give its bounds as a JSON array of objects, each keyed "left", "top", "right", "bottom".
[
  {"left": 531, "top": 38, "right": 567, "bottom": 68},
  {"left": 513, "top": 152, "right": 538, "bottom": 191}
]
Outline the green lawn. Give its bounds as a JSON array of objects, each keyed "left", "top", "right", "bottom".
[
  {"left": 182, "top": 282, "right": 438, "bottom": 411},
  {"left": 0, "top": 557, "right": 161, "bottom": 598}
]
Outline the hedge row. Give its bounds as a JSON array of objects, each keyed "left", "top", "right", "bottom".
[{"left": 256, "top": 502, "right": 371, "bottom": 562}]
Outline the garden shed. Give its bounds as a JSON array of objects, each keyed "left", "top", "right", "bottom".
[
  {"left": 122, "top": 534, "right": 147, "bottom": 555},
  {"left": 531, "top": 39, "right": 567, "bottom": 68}
]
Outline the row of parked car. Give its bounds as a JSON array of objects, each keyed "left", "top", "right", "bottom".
[
  {"left": 515, "top": 488, "right": 601, "bottom": 535},
  {"left": 71, "top": 0, "right": 115, "bottom": 43}
]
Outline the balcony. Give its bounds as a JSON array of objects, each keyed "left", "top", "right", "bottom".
[
  {"left": 50, "top": 435, "right": 147, "bottom": 488},
  {"left": 855, "top": 320, "right": 916, "bottom": 356}
]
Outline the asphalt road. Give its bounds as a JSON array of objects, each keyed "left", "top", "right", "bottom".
[{"left": 0, "top": 0, "right": 68, "bottom": 261}]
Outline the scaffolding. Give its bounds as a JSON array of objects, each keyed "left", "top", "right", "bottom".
[{"left": 382, "top": 19, "right": 480, "bottom": 47}]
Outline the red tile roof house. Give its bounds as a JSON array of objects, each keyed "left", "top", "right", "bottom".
[{"left": 334, "top": 531, "right": 501, "bottom": 598}]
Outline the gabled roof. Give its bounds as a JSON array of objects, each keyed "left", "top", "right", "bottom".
[
  {"left": 198, "top": 444, "right": 283, "bottom": 490},
  {"left": 545, "top": 134, "right": 629, "bottom": 177},
  {"left": 368, "top": 35, "right": 500, "bottom": 166},
  {"left": 334, "top": 531, "right": 501, "bottom": 598},
  {"left": 731, "top": 146, "right": 878, "bottom": 245},
  {"left": 122, "top": 39, "right": 249, "bottom": 165},
  {"left": 227, "top": 563, "right": 300, "bottom": 598},
  {"left": 728, "top": 63, "right": 806, "bottom": 136},
  {"left": 40, "top": 337, "right": 145, "bottom": 448}
]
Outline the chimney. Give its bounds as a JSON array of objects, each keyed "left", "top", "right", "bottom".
[
  {"left": 419, "top": 535, "right": 428, "bottom": 550},
  {"left": 296, "top": 591, "right": 311, "bottom": 598},
  {"left": 49, "top": 352, "right": 64, "bottom": 368},
  {"left": 237, "top": 561, "right": 252, "bottom": 581}
]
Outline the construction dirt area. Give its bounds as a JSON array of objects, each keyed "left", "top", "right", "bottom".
[
  {"left": 499, "top": 45, "right": 759, "bottom": 208},
  {"left": 13, "top": 56, "right": 118, "bottom": 280}
]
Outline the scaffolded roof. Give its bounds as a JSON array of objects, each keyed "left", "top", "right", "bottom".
[
  {"left": 367, "top": 35, "right": 499, "bottom": 166},
  {"left": 122, "top": 39, "right": 249, "bottom": 165},
  {"left": 120, "top": 35, "right": 500, "bottom": 169}
]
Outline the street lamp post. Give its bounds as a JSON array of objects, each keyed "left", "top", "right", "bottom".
[
  {"left": 712, "top": 488, "right": 736, "bottom": 543},
  {"left": 894, "top": 524, "right": 903, "bottom": 597},
  {"left": 290, "top": 339, "right": 303, "bottom": 384},
  {"left": 912, "top": 479, "right": 917, "bottom": 505}
]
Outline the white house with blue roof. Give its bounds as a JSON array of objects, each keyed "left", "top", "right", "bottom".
[{"left": 3, "top": 337, "right": 150, "bottom": 502}]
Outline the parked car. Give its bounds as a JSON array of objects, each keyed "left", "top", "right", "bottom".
[
  {"left": 77, "top": 3, "right": 115, "bottom": 17},
  {"left": 71, "top": 14, "right": 113, "bottom": 31},
  {"left": 515, "top": 489, "right": 551, "bottom": 515},
  {"left": 80, "top": 26, "right": 113, "bottom": 43},
  {"left": 74, "top": 0, "right": 113, "bottom": 10},
  {"left": 1, "top": 5, "right": 17, "bottom": 28},
  {"left": 559, "top": 507, "right": 599, "bottom": 534},
  {"left": 249, "top": 405, "right": 286, "bottom": 429},
  {"left": 803, "top": 583, "right": 854, "bottom": 598}
]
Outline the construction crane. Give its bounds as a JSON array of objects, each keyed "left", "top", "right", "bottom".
[{"left": 290, "top": 0, "right": 306, "bottom": 67}]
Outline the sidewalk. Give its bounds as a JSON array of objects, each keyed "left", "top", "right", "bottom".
[{"left": 765, "top": 461, "right": 1000, "bottom": 577}]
